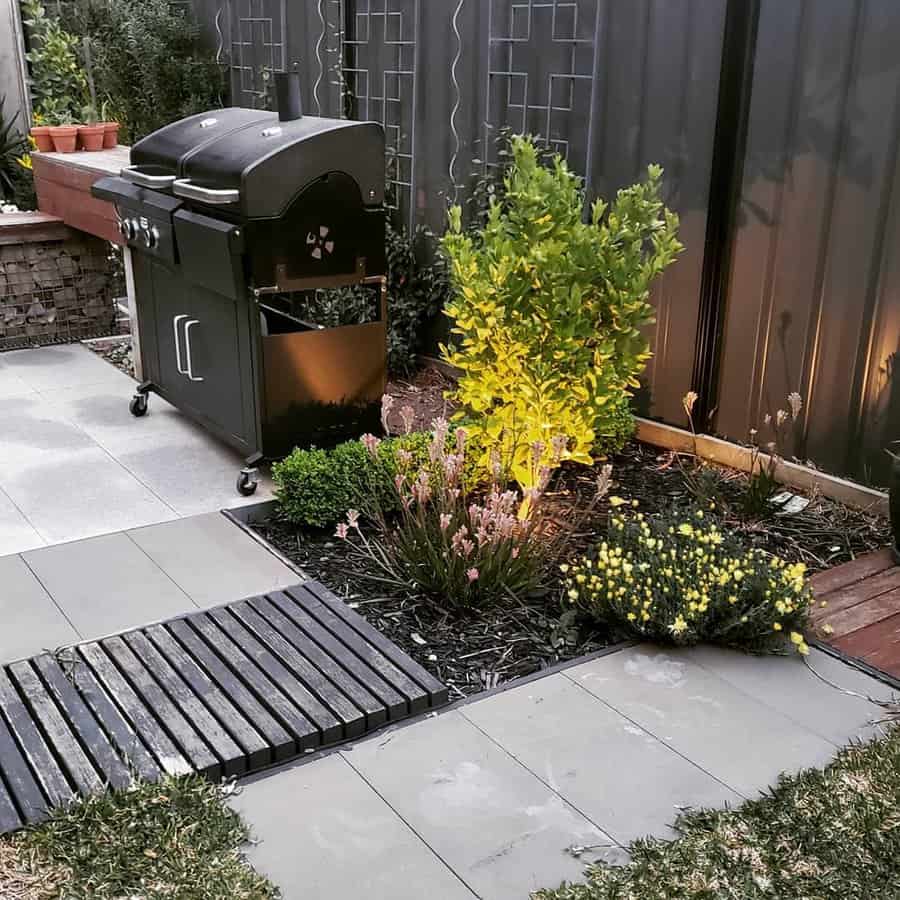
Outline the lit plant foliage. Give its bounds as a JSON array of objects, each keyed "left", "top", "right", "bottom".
[
  {"left": 441, "top": 135, "right": 682, "bottom": 490},
  {"left": 335, "top": 417, "right": 571, "bottom": 611},
  {"left": 563, "top": 505, "right": 814, "bottom": 653}
]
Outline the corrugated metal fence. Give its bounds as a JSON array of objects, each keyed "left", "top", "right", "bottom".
[{"left": 198, "top": 0, "right": 900, "bottom": 486}]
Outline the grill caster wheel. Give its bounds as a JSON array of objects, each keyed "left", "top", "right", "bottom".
[
  {"left": 129, "top": 394, "right": 148, "bottom": 417},
  {"left": 236, "top": 468, "right": 259, "bottom": 497}
]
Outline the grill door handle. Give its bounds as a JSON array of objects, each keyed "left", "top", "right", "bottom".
[
  {"left": 172, "top": 178, "right": 240, "bottom": 205},
  {"left": 183, "top": 319, "right": 204, "bottom": 382},
  {"left": 172, "top": 314, "right": 189, "bottom": 375}
]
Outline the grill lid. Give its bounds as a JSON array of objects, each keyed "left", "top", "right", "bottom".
[
  {"left": 130, "top": 107, "right": 274, "bottom": 175},
  {"left": 134, "top": 108, "right": 385, "bottom": 220}
]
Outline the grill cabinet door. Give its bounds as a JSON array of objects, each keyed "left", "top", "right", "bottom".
[
  {"left": 174, "top": 285, "right": 258, "bottom": 454},
  {"left": 132, "top": 235, "right": 259, "bottom": 457}
]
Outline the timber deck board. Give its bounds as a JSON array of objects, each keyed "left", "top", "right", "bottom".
[
  {"left": 812, "top": 550, "right": 900, "bottom": 681},
  {"left": 0, "top": 581, "right": 447, "bottom": 835}
]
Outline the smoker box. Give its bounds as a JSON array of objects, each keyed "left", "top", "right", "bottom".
[{"left": 91, "top": 95, "right": 387, "bottom": 495}]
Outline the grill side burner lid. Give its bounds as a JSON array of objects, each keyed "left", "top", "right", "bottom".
[
  {"left": 130, "top": 107, "right": 274, "bottom": 174},
  {"left": 177, "top": 115, "right": 385, "bottom": 220}
]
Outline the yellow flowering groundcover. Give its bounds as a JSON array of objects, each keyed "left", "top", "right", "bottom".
[{"left": 563, "top": 504, "right": 813, "bottom": 653}]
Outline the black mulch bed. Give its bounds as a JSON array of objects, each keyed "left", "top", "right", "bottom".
[{"left": 253, "top": 439, "right": 888, "bottom": 699}]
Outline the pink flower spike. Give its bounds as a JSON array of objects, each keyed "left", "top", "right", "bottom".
[
  {"left": 511, "top": 547, "right": 520, "bottom": 559},
  {"left": 380, "top": 394, "right": 395, "bottom": 435},
  {"left": 335, "top": 523, "right": 349, "bottom": 539},
  {"left": 361, "top": 433, "right": 381, "bottom": 456},
  {"left": 346, "top": 509, "right": 360, "bottom": 528},
  {"left": 467, "top": 568, "right": 479, "bottom": 583},
  {"left": 439, "top": 513, "right": 452, "bottom": 531}
]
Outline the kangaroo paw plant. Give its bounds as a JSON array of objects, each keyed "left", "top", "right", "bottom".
[{"left": 441, "top": 135, "right": 682, "bottom": 491}]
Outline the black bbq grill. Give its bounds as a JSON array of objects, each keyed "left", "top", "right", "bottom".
[{"left": 92, "top": 77, "right": 386, "bottom": 495}]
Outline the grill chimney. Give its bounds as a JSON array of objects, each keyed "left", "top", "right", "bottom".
[{"left": 275, "top": 67, "right": 303, "bottom": 122}]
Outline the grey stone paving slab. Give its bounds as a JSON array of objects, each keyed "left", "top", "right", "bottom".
[
  {"left": 342, "top": 709, "right": 614, "bottom": 900},
  {"left": 0, "top": 393, "right": 95, "bottom": 467},
  {"left": 232, "top": 753, "right": 476, "bottom": 900},
  {"left": 565, "top": 647, "right": 839, "bottom": 798},
  {"left": 682, "top": 645, "right": 895, "bottom": 746},
  {"left": 37, "top": 381, "right": 199, "bottom": 455},
  {"left": 22, "top": 533, "right": 196, "bottom": 641},
  {"left": 114, "top": 431, "right": 274, "bottom": 517},
  {"left": 0, "top": 359, "right": 35, "bottom": 400},
  {"left": 0, "top": 447, "right": 177, "bottom": 545},
  {"left": 461, "top": 672, "right": 742, "bottom": 845},
  {"left": 0, "top": 555, "right": 79, "bottom": 664},
  {"left": 126, "top": 513, "right": 296, "bottom": 607},
  {"left": 0, "top": 345, "right": 128, "bottom": 392},
  {"left": 0, "top": 488, "right": 44, "bottom": 556}
]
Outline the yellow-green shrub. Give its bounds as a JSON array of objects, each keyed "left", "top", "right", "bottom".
[
  {"left": 441, "top": 136, "right": 681, "bottom": 490},
  {"left": 563, "top": 505, "right": 814, "bottom": 653}
]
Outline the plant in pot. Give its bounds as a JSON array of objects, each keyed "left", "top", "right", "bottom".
[
  {"left": 29, "top": 111, "right": 53, "bottom": 152},
  {"left": 78, "top": 103, "right": 104, "bottom": 151},
  {"left": 48, "top": 110, "right": 79, "bottom": 153},
  {"left": 99, "top": 99, "right": 119, "bottom": 149}
]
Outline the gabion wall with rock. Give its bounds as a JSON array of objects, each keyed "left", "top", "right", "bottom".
[{"left": 0, "top": 230, "right": 121, "bottom": 351}]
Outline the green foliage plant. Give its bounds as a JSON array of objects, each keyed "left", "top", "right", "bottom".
[
  {"left": 21, "top": 0, "right": 88, "bottom": 121},
  {"left": 441, "top": 135, "right": 682, "bottom": 492},
  {"left": 563, "top": 503, "right": 815, "bottom": 653},
  {"left": 0, "top": 97, "right": 28, "bottom": 202},
  {"left": 57, "top": 0, "right": 223, "bottom": 144},
  {"left": 272, "top": 428, "right": 432, "bottom": 529},
  {"left": 334, "top": 419, "right": 565, "bottom": 611}
]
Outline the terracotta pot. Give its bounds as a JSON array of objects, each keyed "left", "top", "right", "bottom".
[
  {"left": 49, "top": 125, "right": 79, "bottom": 153},
  {"left": 78, "top": 123, "right": 105, "bottom": 151},
  {"left": 30, "top": 125, "right": 54, "bottom": 152},
  {"left": 101, "top": 121, "right": 119, "bottom": 149}
]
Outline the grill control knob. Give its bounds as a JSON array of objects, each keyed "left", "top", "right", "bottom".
[
  {"left": 141, "top": 225, "right": 160, "bottom": 250},
  {"left": 120, "top": 218, "right": 137, "bottom": 241}
]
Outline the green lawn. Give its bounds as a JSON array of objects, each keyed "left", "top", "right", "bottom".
[
  {"left": 537, "top": 725, "right": 900, "bottom": 900},
  {"left": 0, "top": 776, "right": 276, "bottom": 899}
]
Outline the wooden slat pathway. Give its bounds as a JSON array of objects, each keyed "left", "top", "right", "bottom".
[
  {"left": 0, "top": 581, "right": 447, "bottom": 835},
  {"left": 810, "top": 548, "right": 900, "bottom": 682}
]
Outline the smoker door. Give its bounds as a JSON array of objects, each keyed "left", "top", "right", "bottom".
[{"left": 133, "top": 254, "right": 260, "bottom": 457}]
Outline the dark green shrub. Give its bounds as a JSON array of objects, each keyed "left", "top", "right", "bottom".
[
  {"left": 564, "top": 504, "right": 814, "bottom": 653},
  {"left": 272, "top": 432, "right": 431, "bottom": 529},
  {"left": 58, "top": 0, "right": 223, "bottom": 143}
]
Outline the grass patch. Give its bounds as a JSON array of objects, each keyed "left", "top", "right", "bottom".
[
  {"left": 536, "top": 727, "right": 900, "bottom": 900},
  {"left": 0, "top": 776, "right": 276, "bottom": 899}
]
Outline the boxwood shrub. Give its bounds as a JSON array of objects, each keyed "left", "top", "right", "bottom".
[{"left": 272, "top": 432, "right": 431, "bottom": 529}]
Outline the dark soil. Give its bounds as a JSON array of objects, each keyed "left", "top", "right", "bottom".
[{"left": 255, "top": 366, "right": 888, "bottom": 698}]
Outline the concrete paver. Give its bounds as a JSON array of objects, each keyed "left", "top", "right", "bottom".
[
  {"left": 0, "top": 554, "right": 79, "bottom": 663},
  {"left": 461, "top": 671, "right": 741, "bottom": 845},
  {"left": 0, "top": 344, "right": 272, "bottom": 556},
  {"left": 565, "top": 647, "right": 839, "bottom": 798},
  {"left": 22, "top": 532, "right": 195, "bottom": 640},
  {"left": 232, "top": 753, "right": 476, "bottom": 900},
  {"left": 235, "top": 644, "right": 894, "bottom": 900},
  {"left": 341, "top": 709, "right": 615, "bottom": 900},
  {"left": 0, "top": 487, "right": 44, "bottom": 556},
  {"left": 126, "top": 513, "right": 298, "bottom": 607}
]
